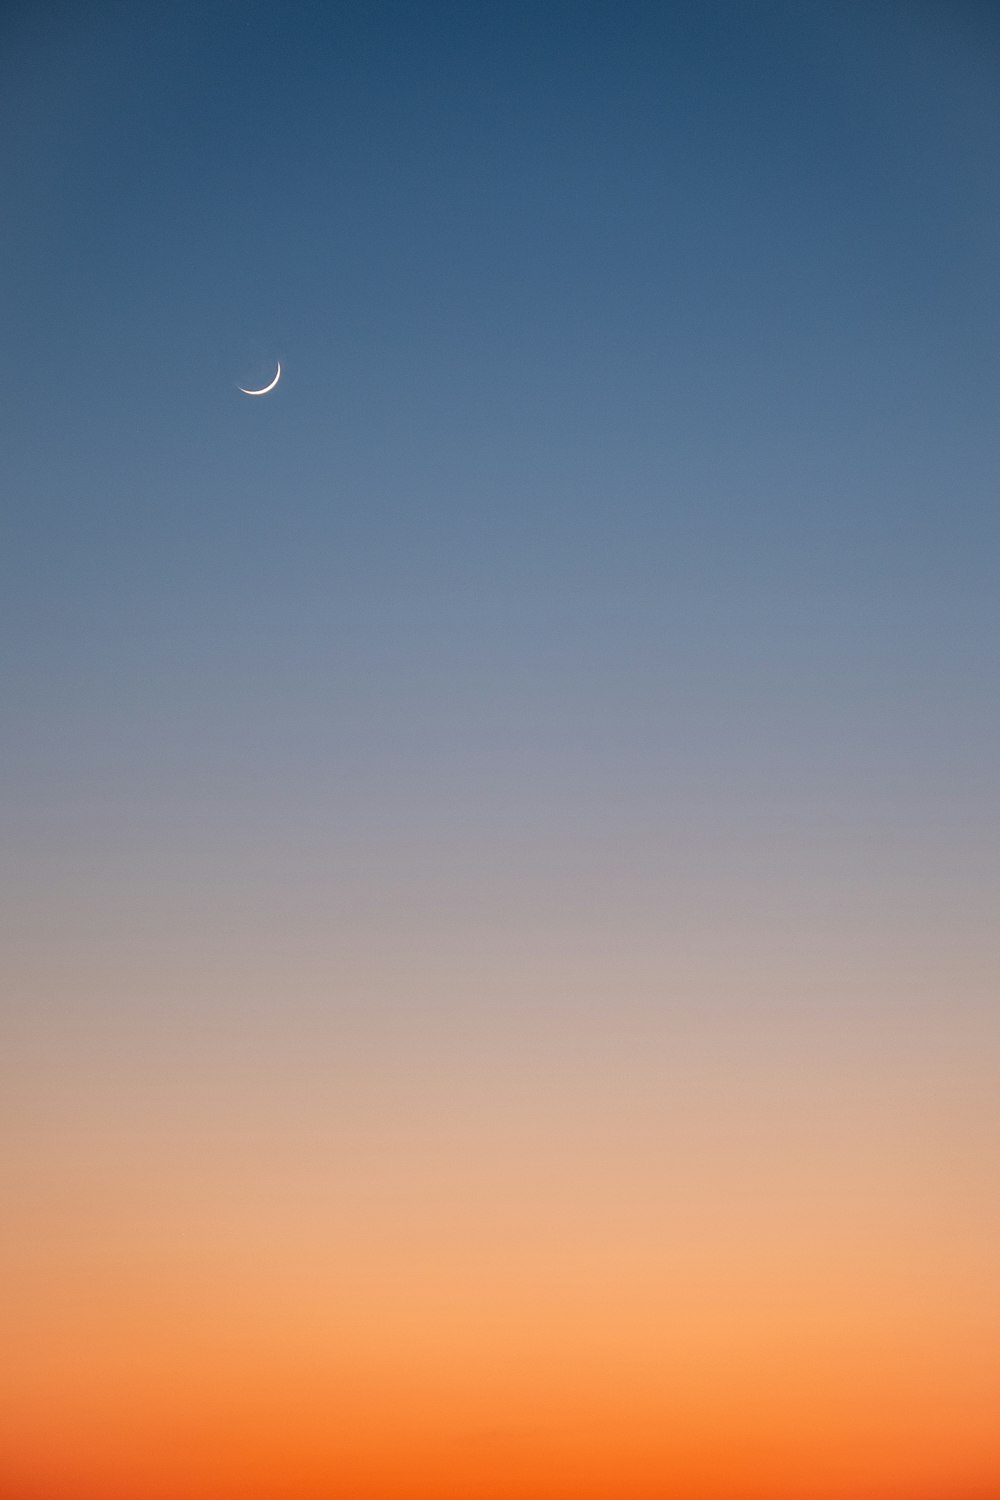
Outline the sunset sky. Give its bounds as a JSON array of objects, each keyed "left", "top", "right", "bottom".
[{"left": 2, "top": 3, "right": 999, "bottom": 1497}]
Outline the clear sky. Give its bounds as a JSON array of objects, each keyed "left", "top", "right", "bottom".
[{"left": 3, "top": 4, "right": 999, "bottom": 1497}]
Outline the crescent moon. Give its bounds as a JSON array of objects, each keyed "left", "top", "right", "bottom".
[{"left": 239, "top": 362, "right": 281, "bottom": 396}]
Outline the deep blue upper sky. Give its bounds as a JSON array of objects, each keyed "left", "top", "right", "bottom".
[{"left": 2, "top": 1, "right": 998, "bottom": 864}]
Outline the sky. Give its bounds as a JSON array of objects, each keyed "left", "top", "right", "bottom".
[{"left": 2, "top": 3, "right": 999, "bottom": 1497}]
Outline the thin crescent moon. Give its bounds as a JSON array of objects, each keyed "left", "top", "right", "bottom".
[{"left": 239, "top": 362, "right": 281, "bottom": 396}]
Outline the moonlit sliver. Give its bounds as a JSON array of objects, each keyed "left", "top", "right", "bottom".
[{"left": 239, "top": 361, "right": 281, "bottom": 395}]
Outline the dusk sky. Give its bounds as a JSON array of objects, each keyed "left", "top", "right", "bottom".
[{"left": 3, "top": 4, "right": 999, "bottom": 1498}]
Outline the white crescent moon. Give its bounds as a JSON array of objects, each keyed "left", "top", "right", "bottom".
[{"left": 239, "top": 362, "right": 281, "bottom": 396}]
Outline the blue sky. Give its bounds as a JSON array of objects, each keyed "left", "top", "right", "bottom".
[{"left": 3, "top": 0, "right": 998, "bottom": 936}]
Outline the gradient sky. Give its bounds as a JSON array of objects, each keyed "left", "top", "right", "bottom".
[{"left": 2, "top": 4, "right": 999, "bottom": 1498}]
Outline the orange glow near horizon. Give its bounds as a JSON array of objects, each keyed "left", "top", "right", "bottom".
[{"left": 5, "top": 959, "right": 999, "bottom": 1500}]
